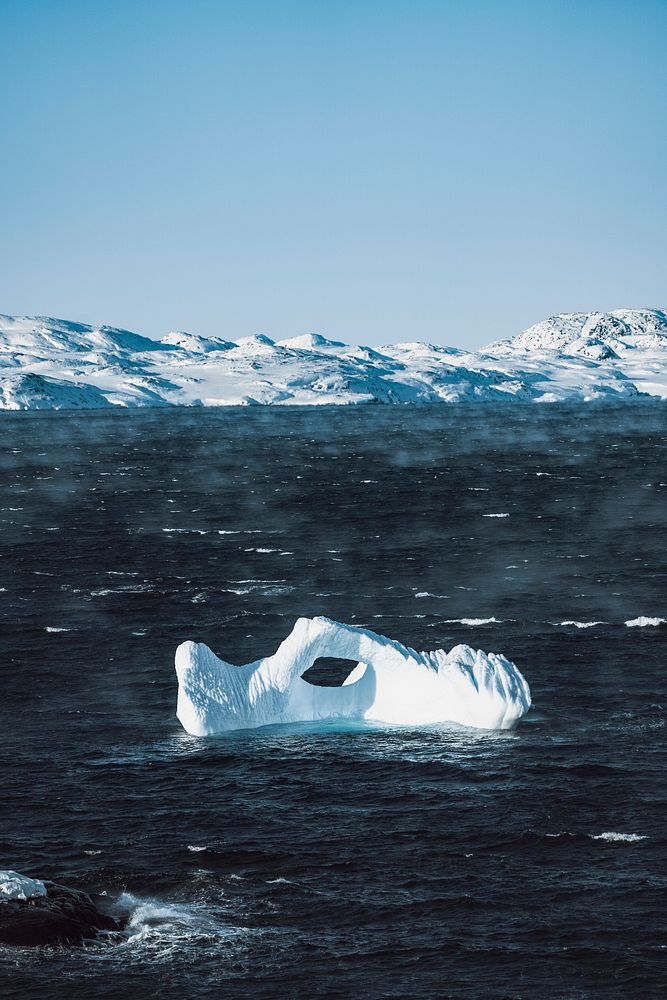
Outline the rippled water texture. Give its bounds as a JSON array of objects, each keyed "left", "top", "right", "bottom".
[{"left": 1, "top": 404, "right": 666, "bottom": 999}]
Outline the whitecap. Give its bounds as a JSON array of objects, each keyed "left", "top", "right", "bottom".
[
  {"left": 218, "top": 529, "right": 264, "bottom": 534},
  {"left": 225, "top": 584, "right": 293, "bottom": 596},
  {"left": 625, "top": 617, "right": 666, "bottom": 627},
  {"left": 110, "top": 892, "right": 233, "bottom": 956},
  {"left": 163, "top": 528, "right": 209, "bottom": 535},
  {"left": 590, "top": 832, "right": 647, "bottom": 843},
  {"left": 443, "top": 617, "right": 506, "bottom": 626},
  {"left": 483, "top": 513, "right": 510, "bottom": 518},
  {"left": 91, "top": 585, "right": 153, "bottom": 596},
  {"left": 555, "top": 621, "right": 606, "bottom": 629},
  {"left": 45, "top": 626, "right": 72, "bottom": 633}
]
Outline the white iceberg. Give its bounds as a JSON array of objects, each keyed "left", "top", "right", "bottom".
[
  {"left": 0, "top": 871, "right": 47, "bottom": 902},
  {"left": 175, "top": 616, "right": 531, "bottom": 735}
]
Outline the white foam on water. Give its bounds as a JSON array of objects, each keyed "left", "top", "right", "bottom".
[
  {"left": 107, "top": 892, "right": 234, "bottom": 958},
  {"left": 224, "top": 584, "right": 294, "bottom": 596},
  {"left": 443, "top": 617, "right": 506, "bottom": 626},
  {"left": 590, "top": 832, "right": 648, "bottom": 843},
  {"left": 91, "top": 587, "right": 151, "bottom": 597},
  {"left": 555, "top": 621, "right": 606, "bottom": 629},
  {"left": 483, "top": 513, "right": 510, "bottom": 518},
  {"left": 625, "top": 617, "right": 666, "bottom": 627},
  {"left": 163, "top": 528, "right": 209, "bottom": 535},
  {"left": 45, "top": 626, "right": 72, "bottom": 632},
  {"left": 218, "top": 529, "right": 265, "bottom": 534}
]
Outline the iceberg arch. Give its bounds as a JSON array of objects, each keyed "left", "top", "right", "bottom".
[{"left": 175, "top": 617, "right": 531, "bottom": 735}]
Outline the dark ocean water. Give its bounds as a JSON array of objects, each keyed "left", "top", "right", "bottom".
[{"left": 0, "top": 404, "right": 665, "bottom": 999}]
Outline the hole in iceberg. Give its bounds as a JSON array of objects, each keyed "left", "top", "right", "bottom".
[{"left": 300, "top": 657, "right": 367, "bottom": 687}]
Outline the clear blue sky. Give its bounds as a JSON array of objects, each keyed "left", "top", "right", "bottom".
[{"left": 1, "top": 0, "right": 665, "bottom": 348}]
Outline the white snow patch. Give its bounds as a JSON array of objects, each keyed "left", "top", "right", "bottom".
[
  {"left": 0, "top": 870, "right": 47, "bottom": 902},
  {"left": 2, "top": 308, "right": 667, "bottom": 409}
]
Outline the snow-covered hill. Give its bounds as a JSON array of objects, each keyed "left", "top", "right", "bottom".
[{"left": 1, "top": 309, "right": 666, "bottom": 409}]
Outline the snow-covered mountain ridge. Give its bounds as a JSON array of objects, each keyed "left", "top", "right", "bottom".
[{"left": 1, "top": 308, "right": 666, "bottom": 409}]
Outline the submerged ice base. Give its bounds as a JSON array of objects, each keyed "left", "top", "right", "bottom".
[{"left": 175, "top": 617, "right": 531, "bottom": 735}]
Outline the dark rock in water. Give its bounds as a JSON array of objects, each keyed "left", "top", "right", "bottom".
[{"left": 0, "top": 881, "right": 120, "bottom": 947}]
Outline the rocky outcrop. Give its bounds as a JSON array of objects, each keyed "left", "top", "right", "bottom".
[{"left": 0, "top": 880, "right": 120, "bottom": 946}]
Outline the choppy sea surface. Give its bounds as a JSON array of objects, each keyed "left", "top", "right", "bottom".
[{"left": 1, "top": 404, "right": 666, "bottom": 999}]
